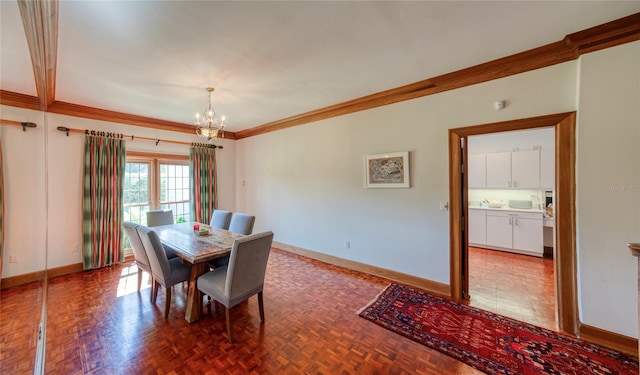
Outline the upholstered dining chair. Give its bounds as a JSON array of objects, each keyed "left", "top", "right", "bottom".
[
  {"left": 137, "top": 226, "right": 192, "bottom": 319},
  {"left": 197, "top": 231, "right": 274, "bottom": 342},
  {"left": 145, "top": 209, "right": 178, "bottom": 259},
  {"left": 228, "top": 213, "right": 255, "bottom": 235},
  {"left": 122, "top": 221, "right": 153, "bottom": 298},
  {"left": 210, "top": 209, "right": 232, "bottom": 229},
  {"left": 146, "top": 209, "right": 174, "bottom": 227}
]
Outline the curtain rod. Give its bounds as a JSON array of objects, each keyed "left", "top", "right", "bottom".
[
  {"left": 61, "top": 127, "right": 222, "bottom": 149},
  {"left": 0, "top": 119, "right": 38, "bottom": 132},
  {"left": 0, "top": 118, "right": 222, "bottom": 149}
]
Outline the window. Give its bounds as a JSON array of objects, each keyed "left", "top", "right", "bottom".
[{"left": 123, "top": 153, "right": 191, "bottom": 248}]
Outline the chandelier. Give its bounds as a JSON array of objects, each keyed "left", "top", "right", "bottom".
[{"left": 194, "top": 87, "right": 225, "bottom": 140}]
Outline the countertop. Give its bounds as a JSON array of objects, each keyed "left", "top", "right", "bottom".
[{"left": 469, "top": 205, "right": 546, "bottom": 214}]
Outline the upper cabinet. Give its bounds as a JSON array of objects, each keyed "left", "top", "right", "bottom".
[
  {"left": 473, "top": 149, "right": 542, "bottom": 189},
  {"left": 467, "top": 127, "right": 555, "bottom": 190},
  {"left": 540, "top": 148, "right": 555, "bottom": 189},
  {"left": 486, "top": 152, "right": 512, "bottom": 188},
  {"left": 468, "top": 154, "right": 486, "bottom": 188},
  {"left": 511, "top": 149, "right": 540, "bottom": 188}
]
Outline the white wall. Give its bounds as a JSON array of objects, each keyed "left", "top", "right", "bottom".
[
  {"left": 0, "top": 106, "right": 236, "bottom": 276},
  {"left": 576, "top": 41, "right": 639, "bottom": 337},
  {"left": 236, "top": 61, "right": 577, "bottom": 284},
  {"left": 0, "top": 106, "right": 46, "bottom": 276},
  {"left": 237, "top": 42, "right": 640, "bottom": 339}
]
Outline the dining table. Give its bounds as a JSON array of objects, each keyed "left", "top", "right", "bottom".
[{"left": 153, "top": 221, "right": 245, "bottom": 322}]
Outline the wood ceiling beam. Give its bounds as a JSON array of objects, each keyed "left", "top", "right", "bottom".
[{"left": 18, "top": 0, "right": 58, "bottom": 109}]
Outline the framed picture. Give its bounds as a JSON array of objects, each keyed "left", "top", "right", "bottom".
[{"left": 365, "top": 151, "right": 410, "bottom": 188}]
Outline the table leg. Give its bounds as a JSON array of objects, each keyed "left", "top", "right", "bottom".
[{"left": 185, "top": 262, "right": 207, "bottom": 323}]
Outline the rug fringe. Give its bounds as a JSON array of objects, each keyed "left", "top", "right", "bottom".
[{"left": 356, "top": 283, "right": 393, "bottom": 315}]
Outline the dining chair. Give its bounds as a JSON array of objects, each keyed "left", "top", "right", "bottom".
[
  {"left": 146, "top": 209, "right": 174, "bottom": 227},
  {"left": 228, "top": 213, "right": 255, "bottom": 235},
  {"left": 145, "top": 209, "right": 178, "bottom": 259},
  {"left": 197, "top": 231, "right": 274, "bottom": 342},
  {"left": 210, "top": 209, "right": 232, "bottom": 229},
  {"left": 122, "top": 221, "right": 154, "bottom": 298},
  {"left": 137, "top": 225, "right": 192, "bottom": 319}
]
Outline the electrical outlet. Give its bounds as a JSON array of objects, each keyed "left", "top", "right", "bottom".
[
  {"left": 345, "top": 241, "right": 350, "bottom": 249},
  {"left": 72, "top": 244, "right": 79, "bottom": 253},
  {"left": 9, "top": 255, "right": 17, "bottom": 263}
]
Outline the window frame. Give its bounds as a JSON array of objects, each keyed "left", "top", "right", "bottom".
[{"left": 123, "top": 152, "right": 190, "bottom": 251}]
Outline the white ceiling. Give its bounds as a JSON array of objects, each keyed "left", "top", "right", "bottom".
[{"left": 1, "top": 1, "right": 639, "bottom": 133}]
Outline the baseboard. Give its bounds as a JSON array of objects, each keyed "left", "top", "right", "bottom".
[
  {"left": 1, "top": 262, "right": 84, "bottom": 289},
  {"left": 0, "top": 270, "right": 47, "bottom": 289},
  {"left": 47, "top": 262, "right": 85, "bottom": 280},
  {"left": 273, "top": 241, "right": 450, "bottom": 297},
  {"left": 579, "top": 323, "right": 638, "bottom": 357}
]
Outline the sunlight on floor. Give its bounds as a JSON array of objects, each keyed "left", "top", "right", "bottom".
[{"left": 117, "top": 264, "right": 151, "bottom": 297}]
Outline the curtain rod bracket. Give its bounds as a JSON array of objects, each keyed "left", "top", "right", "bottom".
[
  {"left": 56, "top": 126, "right": 70, "bottom": 136},
  {"left": 21, "top": 122, "right": 37, "bottom": 132}
]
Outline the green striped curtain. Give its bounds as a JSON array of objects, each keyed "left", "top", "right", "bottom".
[
  {"left": 0, "top": 136, "right": 3, "bottom": 281},
  {"left": 190, "top": 145, "right": 217, "bottom": 223},
  {"left": 82, "top": 134, "right": 126, "bottom": 270}
]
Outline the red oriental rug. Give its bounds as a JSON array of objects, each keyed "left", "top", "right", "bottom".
[{"left": 358, "top": 284, "right": 638, "bottom": 375}]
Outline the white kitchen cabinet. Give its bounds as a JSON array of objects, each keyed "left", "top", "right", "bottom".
[
  {"left": 486, "top": 212, "right": 513, "bottom": 248},
  {"left": 540, "top": 148, "right": 555, "bottom": 189},
  {"left": 511, "top": 150, "right": 540, "bottom": 188},
  {"left": 468, "top": 208, "right": 487, "bottom": 245},
  {"left": 485, "top": 210, "right": 543, "bottom": 256},
  {"left": 486, "top": 152, "right": 511, "bottom": 188},
  {"left": 485, "top": 150, "right": 540, "bottom": 188},
  {"left": 468, "top": 154, "right": 486, "bottom": 188},
  {"left": 513, "top": 215, "right": 544, "bottom": 253}
]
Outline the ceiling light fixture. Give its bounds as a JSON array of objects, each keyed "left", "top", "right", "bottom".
[{"left": 195, "top": 87, "right": 225, "bottom": 140}]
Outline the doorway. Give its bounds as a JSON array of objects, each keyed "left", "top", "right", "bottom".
[
  {"left": 466, "top": 128, "right": 556, "bottom": 330},
  {"left": 448, "top": 112, "right": 578, "bottom": 335}
]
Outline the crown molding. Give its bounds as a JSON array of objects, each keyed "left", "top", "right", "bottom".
[
  {"left": 0, "top": 90, "right": 43, "bottom": 111},
  {"left": 235, "top": 12, "right": 639, "bottom": 139}
]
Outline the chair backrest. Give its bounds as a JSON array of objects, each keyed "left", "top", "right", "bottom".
[
  {"left": 122, "top": 221, "right": 150, "bottom": 270},
  {"left": 146, "top": 209, "right": 174, "bottom": 227},
  {"left": 136, "top": 226, "right": 172, "bottom": 285},
  {"left": 210, "top": 209, "right": 232, "bottom": 229},
  {"left": 228, "top": 213, "right": 255, "bottom": 235},
  {"left": 225, "top": 231, "right": 273, "bottom": 303}
]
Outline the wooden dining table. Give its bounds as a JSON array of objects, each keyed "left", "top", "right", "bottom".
[{"left": 153, "top": 221, "right": 245, "bottom": 322}]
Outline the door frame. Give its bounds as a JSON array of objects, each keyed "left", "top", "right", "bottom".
[{"left": 448, "top": 112, "right": 578, "bottom": 334}]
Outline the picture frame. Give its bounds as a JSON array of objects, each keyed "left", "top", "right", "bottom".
[{"left": 365, "top": 151, "right": 410, "bottom": 188}]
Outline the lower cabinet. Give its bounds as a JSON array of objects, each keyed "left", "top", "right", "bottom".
[
  {"left": 468, "top": 208, "right": 487, "bottom": 245},
  {"left": 485, "top": 210, "right": 543, "bottom": 256}
]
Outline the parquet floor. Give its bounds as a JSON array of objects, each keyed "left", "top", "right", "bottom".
[
  {"left": 468, "top": 246, "right": 556, "bottom": 331},
  {"left": 2, "top": 248, "right": 559, "bottom": 374}
]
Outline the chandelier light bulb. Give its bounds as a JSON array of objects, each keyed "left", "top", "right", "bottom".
[{"left": 194, "top": 87, "right": 226, "bottom": 140}]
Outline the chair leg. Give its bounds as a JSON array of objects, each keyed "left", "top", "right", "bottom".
[
  {"left": 152, "top": 281, "right": 159, "bottom": 304},
  {"left": 258, "top": 291, "right": 265, "bottom": 322},
  {"left": 225, "top": 307, "right": 233, "bottom": 343},
  {"left": 197, "top": 291, "right": 204, "bottom": 319},
  {"left": 164, "top": 287, "right": 172, "bottom": 319},
  {"left": 137, "top": 269, "right": 143, "bottom": 292},
  {"left": 149, "top": 276, "right": 155, "bottom": 302}
]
